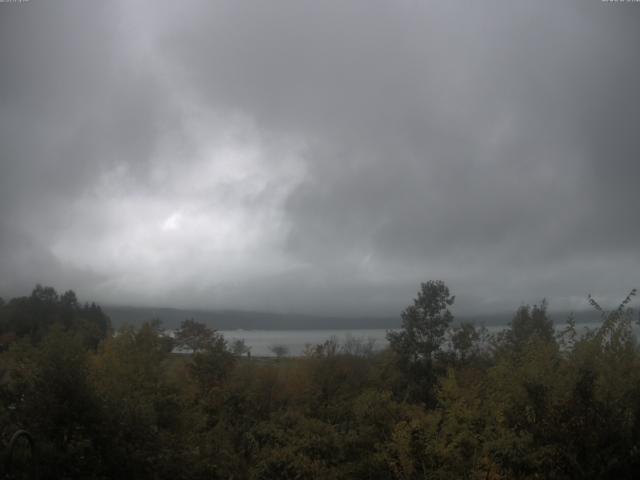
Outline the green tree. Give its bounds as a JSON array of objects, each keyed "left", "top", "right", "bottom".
[
  {"left": 0, "top": 286, "right": 110, "bottom": 348},
  {"left": 231, "top": 338, "right": 251, "bottom": 357},
  {"left": 6, "top": 327, "right": 102, "bottom": 477},
  {"left": 499, "top": 300, "right": 555, "bottom": 352},
  {"left": 449, "top": 322, "right": 481, "bottom": 363},
  {"left": 269, "top": 344, "right": 289, "bottom": 359},
  {"left": 175, "top": 318, "right": 215, "bottom": 353},
  {"left": 387, "top": 280, "right": 455, "bottom": 404},
  {"left": 188, "top": 334, "right": 236, "bottom": 391},
  {"left": 92, "top": 322, "right": 183, "bottom": 478},
  {"left": 176, "top": 320, "right": 236, "bottom": 392}
]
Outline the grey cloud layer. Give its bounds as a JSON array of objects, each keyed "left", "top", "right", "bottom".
[{"left": 1, "top": 0, "right": 638, "bottom": 315}]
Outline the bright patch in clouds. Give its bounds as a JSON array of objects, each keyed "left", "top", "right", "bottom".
[
  {"left": 50, "top": 114, "right": 307, "bottom": 306},
  {"left": 161, "top": 212, "right": 182, "bottom": 232}
]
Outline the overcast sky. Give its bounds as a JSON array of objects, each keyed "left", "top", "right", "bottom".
[{"left": 1, "top": 0, "right": 638, "bottom": 316}]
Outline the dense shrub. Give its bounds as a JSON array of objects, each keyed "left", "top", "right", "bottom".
[{"left": 0, "top": 284, "right": 638, "bottom": 479}]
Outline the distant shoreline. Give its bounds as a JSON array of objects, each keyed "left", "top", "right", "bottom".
[{"left": 104, "top": 305, "right": 604, "bottom": 331}]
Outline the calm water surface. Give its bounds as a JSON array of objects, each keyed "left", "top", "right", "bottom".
[
  {"left": 219, "top": 322, "right": 610, "bottom": 357},
  {"left": 219, "top": 329, "right": 390, "bottom": 357}
]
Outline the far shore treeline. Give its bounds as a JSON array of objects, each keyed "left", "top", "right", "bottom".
[
  {"left": 0, "top": 281, "right": 639, "bottom": 479},
  {"left": 103, "top": 305, "right": 604, "bottom": 331}
]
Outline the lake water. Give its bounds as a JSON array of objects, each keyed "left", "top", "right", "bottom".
[
  {"left": 219, "top": 322, "right": 611, "bottom": 356},
  {"left": 219, "top": 329, "right": 391, "bottom": 357}
]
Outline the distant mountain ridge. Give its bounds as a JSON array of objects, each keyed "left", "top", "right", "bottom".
[{"left": 104, "top": 305, "right": 604, "bottom": 330}]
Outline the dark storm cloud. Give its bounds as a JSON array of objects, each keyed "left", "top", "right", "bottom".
[
  {"left": 158, "top": 0, "right": 640, "bottom": 312},
  {"left": 1, "top": 0, "right": 638, "bottom": 314}
]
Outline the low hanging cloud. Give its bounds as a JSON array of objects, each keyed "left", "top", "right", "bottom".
[{"left": 1, "top": 0, "right": 638, "bottom": 316}]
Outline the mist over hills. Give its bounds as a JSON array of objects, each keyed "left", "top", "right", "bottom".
[
  {"left": 105, "top": 306, "right": 397, "bottom": 330},
  {"left": 104, "top": 305, "right": 603, "bottom": 331}
]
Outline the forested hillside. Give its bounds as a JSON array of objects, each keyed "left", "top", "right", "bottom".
[{"left": 0, "top": 282, "right": 638, "bottom": 479}]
